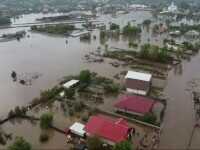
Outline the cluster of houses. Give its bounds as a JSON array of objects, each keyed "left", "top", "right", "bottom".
[{"left": 61, "top": 71, "right": 156, "bottom": 149}]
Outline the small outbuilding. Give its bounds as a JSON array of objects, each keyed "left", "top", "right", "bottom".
[
  {"left": 69, "top": 122, "right": 86, "bottom": 137},
  {"left": 125, "top": 71, "right": 152, "bottom": 95},
  {"left": 63, "top": 79, "right": 79, "bottom": 89},
  {"left": 114, "top": 95, "right": 155, "bottom": 116}
]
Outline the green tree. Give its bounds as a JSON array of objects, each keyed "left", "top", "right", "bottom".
[
  {"left": 123, "top": 22, "right": 141, "bottom": 36},
  {"left": 139, "top": 44, "right": 150, "bottom": 59},
  {"left": 114, "top": 140, "right": 132, "bottom": 150},
  {"left": 87, "top": 135, "right": 103, "bottom": 150},
  {"left": 8, "top": 137, "right": 31, "bottom": 150},
  {"left": 142, "top": 19, "right": 151, "bottom": 25},
  {"left": 74, "top": 101, "right": 84, "bottom": 112},
  {"left": 100, "top": 30, "right": 106, "bottom": 39},
  {"left": 79, "top": 70, "right": 91, "bottom": 85},
  {"left": 40, "top": 113, "right": 53, "bottom": 128},
  {"left": 64, "top": 88, "right": 75, "bottom": 99},
  {"left": 110, "top": 23, "right": 120, "bottom": 30}
]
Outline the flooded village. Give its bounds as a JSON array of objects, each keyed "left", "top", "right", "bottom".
[{"left": 0, "top": 0, "right": 200, "bottom": 149}]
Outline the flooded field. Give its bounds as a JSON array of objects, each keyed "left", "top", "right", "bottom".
[{"left": 0, "top": 10, "right": 200, "bottom": 149}]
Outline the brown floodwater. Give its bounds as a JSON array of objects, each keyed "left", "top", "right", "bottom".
[
  {"left": 1, "top": 10, "right": 200, "bottom": 149},
  {"left": 160, "top": 53, "right": 200, "bottom": 149}
]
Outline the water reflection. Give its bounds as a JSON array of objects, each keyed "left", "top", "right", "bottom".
[{"left": 173, "top": 64, "right": 183, "bottom": 76}]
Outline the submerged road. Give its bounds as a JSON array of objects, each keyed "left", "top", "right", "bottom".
[{"left": 160, "top": 53, "right": 200, "bottom": 149}]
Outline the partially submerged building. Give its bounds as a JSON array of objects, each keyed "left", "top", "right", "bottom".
[
  {"left": 63, "top": 79, "right": 79, "bottom": 89},
  {"left": 84, "top": 115, "right": 134, "bottom": 146},
  {"left": 114, "top": 95, "right": 155, "bottom": 116},
  {"left": 125, "top": 71, "right": 152, "bottom": 95},
  {"left": 69, "top": 122, "right": 86, "bottom": 137}
]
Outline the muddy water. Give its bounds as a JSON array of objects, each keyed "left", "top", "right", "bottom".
[
  {"left": 1, "top": 10, "right": 200, "bottom": 149},
  {"left": 160, "top": 54, "right": 200, "bottom": 149},
  {"left": 0, "top": 119, "right": 73, "bottom": 150},
  {"left": 0, "top": 11, "right": 157, "bottom": 117}
]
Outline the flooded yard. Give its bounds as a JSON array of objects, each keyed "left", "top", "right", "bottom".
[{"left": 0, "top": 10, "right": 200, "bottom": 149}]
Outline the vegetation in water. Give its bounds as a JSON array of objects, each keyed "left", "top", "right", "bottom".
[
  {"left": 139, "top": 44, "right": 171, "bottom": 63},
  {"left": 40, "top": 113, "right": 53, "bottom": 129},
  {"left": 122, "top": 22, "right": 141, "bottom": 36},
  {"left": 114, "top": 140, "right": 133, "bottom": 150},
  {"left": 110, "top": 23, "right": 120, "bottom": 30},
  {"left": 80, "top": 33, "right": 91, "bottom": 40},
  {"left": 31, "top": 24, "right": 75, "bottom": 36},
  {"left": 0, "top": 17, "right": 11, "bottom": 25},
  {"left": 8, "top": 136, "right": 31, "bottom": 150},
  {"left": 39, "top": 134, "right": 49, "bottom": 143}
]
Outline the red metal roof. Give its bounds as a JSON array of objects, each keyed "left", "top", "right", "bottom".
[
  {"left": 114, "top": 95, "right": 155, "bottom": 114},
  {"left": 84, "top": 115, "right": 132, "bottom": 143}
]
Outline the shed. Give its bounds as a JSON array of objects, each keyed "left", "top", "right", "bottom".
[
  {"left": 69, "top": 122, "right": 85, "bottom": 137},
  {"left": 125, "top": 71, "right": 152, "bottom": 95},
  {"left": 63, "top": 79, "right": 79, "bottom": 89}
]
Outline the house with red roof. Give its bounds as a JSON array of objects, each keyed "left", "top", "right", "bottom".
[
  {"left": 84, "top": 115, "right": 134, "bottom": 146},
  {"left": 114, "top": 95, "right": 155, "bottom": 116}
]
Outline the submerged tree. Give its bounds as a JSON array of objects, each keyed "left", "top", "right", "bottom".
[
  {"left": 40, "top": 113, "right": 53, "bottom": 128},
  {"left": 79, "top": 70, "right": 91, "bottom": 85},
  {"left": 8, "top": 137, "right": 31, "bottom": 150}
]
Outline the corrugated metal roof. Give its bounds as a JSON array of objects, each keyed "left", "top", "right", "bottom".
[
  {"left": 69, "top": 122, "right": 85, "bottom": 137},
  {"left": 125, "top": 71, "right": 152, "bottom": 82},
  {"left": 63, "top": 79, "right": 79, "bottom": 88}
]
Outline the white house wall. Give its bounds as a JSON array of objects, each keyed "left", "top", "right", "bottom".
[
  {"left": 126, "top": 88, "right": 147, "bottom": 95},
  {"left": 115, "top": 107, "right": 144, "bottom": 116}
]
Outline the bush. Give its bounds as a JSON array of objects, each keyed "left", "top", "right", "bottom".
[
  {"left": 8, "top": 137, "right": 31, "bottom": 150},
  {"left": 8, "top": 110, "right": 15, "bottom": 118},
  {"left": 40, "top": 134, "right": 49, "bottom": 142},
  {"left": 89, "top": 108, "right": 100, "bottom": 116},
  {"left": 114, "top": 140, "right": 133, "bottom": 150},
  {"left": 123, "top": 22, "right": 141, "bottom": 36},
  {"left": 32, "top": 98, "right": 41, "bottom": 106},
  {"left": 79, "top": 70, "right": 91, "bottom": 85},
  {"left": 74, "top": 101, "right": 84, "bottom": 112},
  {"left": 103, "top": 84, "right": 119, "bottom": 93},
  {"left": 14, "top": 106, "right": 22, "bottom": 116},
  {"left": 144, "top": 113, "right": 157, "bottom": 124},
  {"left": 40, "top": 113, "right": 53, "bottom": 128},
  {"left": 68, "top": 108, "right": 74, "bottom": 116},
  {"left": 64, "top": 88, "right": 75, "bottom": 99},
  {"left": 110, "top": 23, "right": 120, "bottom": 30},
  {"left": 82, "top": 115, "right": 89, "bottom": 122},
  {"left": 100, "top": 30, "right": 106, "bottom": 39},
  {"left": 87, "top": 135, "right": 103, "bottom": 150},
  {"left": 143, "top": 19, "right": 151, "bottom": 25}
]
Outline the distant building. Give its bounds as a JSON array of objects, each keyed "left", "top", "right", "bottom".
[
  {"left": 84, "top": 115, "right": 134, "bottom": 146},
  {"left": 168, "top": 2, "right": 178, "bottom": 12},
  {"left": 185, "top": 30, "right": 200, "bottom": 39},
  {"left": 114, "top": 95, "right": 155, "bottom": 116},
  {"left": 125, "top": 71, "right": 152, "bottom": 95}
]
